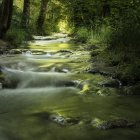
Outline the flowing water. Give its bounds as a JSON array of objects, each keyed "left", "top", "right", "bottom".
[{"left": 0, "top": 35, "right": 140, "bottom": 140}]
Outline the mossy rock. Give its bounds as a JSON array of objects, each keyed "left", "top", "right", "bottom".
[
  {"left": 31, "top": 112, "right": 80, "bottom": 126},
  {"left": 96, "top": 87, "right": 122, "bottom": 96},
  {"left": 87, "top": 66, "right": 116, "bottom": 77},
  {"left": 124, "top": 84, "right": 140, "bottom": 95},
  {"left": 50, "top": 114, "right": 80, "bottom": 126},
  {"left": 99, "top": 79, "right": 120, "bottom": 88},
  {"left": 9, "top": 49, "right": 22, "bottom": 54},
  {"left": 91, "top": 118, "right": 138, "bottom": 130}
]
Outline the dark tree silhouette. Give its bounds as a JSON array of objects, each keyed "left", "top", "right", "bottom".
[
  {"left": 36, "top": 0, "right": 49, "bottom": 34},
  {"left": 21, "top": 0, "right": 30, "bottom": 29},
  {"left": 0, "top": 0, "right": 13, "bottom": 38}
]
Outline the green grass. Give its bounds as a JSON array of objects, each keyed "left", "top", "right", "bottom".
[
  {"left": 88, "top": 25, "right": 112, "bottom": 47},
  {"left": 74, "top": 25, "right": 112, "bottom": 48},
  {"left": 75, "top": 27, "right": 89, "bottom": 43}
]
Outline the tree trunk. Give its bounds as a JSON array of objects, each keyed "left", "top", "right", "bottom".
[
  {"left": 102, "top": 2, "right": 110, "bottom": 17},
  {"left": 36, "top": 0, "right": 49, "bottom": 34},
  {"left": 21, "top": 0, "right": 30, "bottom": 29},
  {"left": 0, "top": 0, "right": 13, "bottom": 39}
]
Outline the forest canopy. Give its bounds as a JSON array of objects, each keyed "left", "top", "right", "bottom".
[{"left": 0, "top": 0, "right": 139, "bottom": 50}]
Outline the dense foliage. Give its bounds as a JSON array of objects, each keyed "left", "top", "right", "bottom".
[
  {"left": 64, "top": 0, "right": 140, "bottom": 48},
  {"left": 1, "top": 0, "right": 139, "bottom": 48}
]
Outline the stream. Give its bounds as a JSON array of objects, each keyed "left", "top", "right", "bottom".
[{"left": 0, "top": 34, "right": 140, "bottom": 140}]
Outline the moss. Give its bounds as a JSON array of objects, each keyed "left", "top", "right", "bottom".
[
  {"left": 79, "top": 84, "right": 90, "bottom": 94},
  {"left": 92, "top": 118, "right": 105, "bottom": 127}
]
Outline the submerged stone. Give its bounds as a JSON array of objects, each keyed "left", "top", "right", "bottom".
[
  {"left": 57, "top": 50, "right": 73, "bottom": 54},
  {"left": 31, "top": 50, "right": 47, "bottom": 55},
  {"left": 31, "top": 112, "right": 80, "bottom": 126},
  {"left": 49, "top": 114, "right": 67, "bottom": 125},
  {"left": 91, "top": 118, "right": 138, "bottom": 130}
]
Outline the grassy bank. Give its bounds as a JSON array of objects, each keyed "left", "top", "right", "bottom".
[{"left": 73, "top": 24, "right": 140, "bottom": 86}]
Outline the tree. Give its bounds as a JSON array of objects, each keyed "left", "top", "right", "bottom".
[
  {"left": 0, "top": 0, "right": 13, "bottom": 38},
  {"left": 36, "top": 0, "right": 49, "bottom": 34},
  {"left": 21, "top": 0, "right": 30, "bottom": 29},
  {"left": 102, "top": 1, "right": 110, "bottom": 17}
]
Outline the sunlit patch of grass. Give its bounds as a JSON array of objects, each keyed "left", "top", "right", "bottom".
[{"left": 74, "top": 25, "right": 111, "bottom": 48}]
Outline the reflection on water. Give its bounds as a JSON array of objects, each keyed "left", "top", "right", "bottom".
[{"left": 0, "top": 42, "right": 140, "bottom": 140}]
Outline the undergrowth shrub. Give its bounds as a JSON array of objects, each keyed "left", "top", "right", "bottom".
[
  {"left": 109, "top": 1, "right": 140, "bottom": 50},
  {"left": 5, "top": 28, "right": 30, "bottom": 47},
  {"left": 117, "top": 62, "right": 140, "bottom": 85},
  {"left": 76, "top": 27, "right": 89, "bottom": 43}
]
